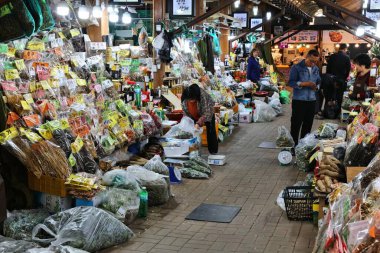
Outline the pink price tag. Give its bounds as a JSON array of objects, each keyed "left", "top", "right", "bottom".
[{"left": 94, "top": 84, "right": 102, "bottom": 93}]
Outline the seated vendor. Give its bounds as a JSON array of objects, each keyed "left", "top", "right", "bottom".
[
  {"left": 350, "top": 54, "right": 371, "bottom": 101},
  {"left": 181, "top": 84, "right": 218, "bottom": 154}
]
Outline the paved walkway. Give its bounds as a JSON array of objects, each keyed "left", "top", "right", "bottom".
[{"left": 104, "top": 106, "right": 318, "bottom": 253}]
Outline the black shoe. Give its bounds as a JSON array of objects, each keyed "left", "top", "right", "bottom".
[{"left": 291, "top": 148, "right": 295, "bottom": 156}]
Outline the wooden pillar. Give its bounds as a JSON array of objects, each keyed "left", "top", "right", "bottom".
[
  {"left": 153, "top": 0, "right": 166, "bottom": 88},
  {"left": 87, "top": 1, "right": 109, "bottom": 42},
  {"left": 196, "top": 0, "right": 205, "bottom": 16},
  {"left": 220, "top": 26, "right": 230, "bottom": 61}
]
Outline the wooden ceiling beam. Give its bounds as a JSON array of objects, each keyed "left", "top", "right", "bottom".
[
  {"left": 316, "top": 0, "right": 376, "bottom": 27},
  {"left": 325, "top": 12, "right": 379, "bottom": 42}
]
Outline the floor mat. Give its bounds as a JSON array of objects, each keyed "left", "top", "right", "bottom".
[
  {"left": 258, "top": 141, "right": 277, "bottom": 149},
  {"left": 185, "top": 203, "right": 241, "bottom": 223}
]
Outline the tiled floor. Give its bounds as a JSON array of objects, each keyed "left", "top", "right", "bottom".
[{"left": 104, "top": 105, "right": 318, "bottom": 253}]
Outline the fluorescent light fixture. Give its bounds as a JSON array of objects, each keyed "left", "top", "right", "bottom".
[
  {"left": 253, "top": 6, "right": 258, "bottom": 16},
  {"left": 234, "top": 0, "right": 239, "bottom": 8},
  {"left": 266, "top": 11, "right": 271, "bottom": 20},
  {"left": 57, "top": 2, "right": 70, "bottom": 16},
  {"left": 78, "top": 6, "right": 90, "bottom": 20},
  {"left": 109, "top": 10, "right": 119, "bottom": 23},
  {"left": 356, "top": 26, "right": 365, "bottom": 37},
  {"left": 122, "top": 12, "right": 132, "bottom": 24},
  {"left": 92, "top": 0, "right": 102, "bottom": 18}
]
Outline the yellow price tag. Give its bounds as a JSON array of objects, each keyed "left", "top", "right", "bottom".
[
  {"left": 70, "top": 29, "right": 81, "bottom": 38},
  {"left": 27, "top": 40, "right": 45, "bottom": 51},
  {"left": 309, "top": 151, "right": 319, "bottom": 163},
  {"left": 40, "top": 80, "right": 51, "bottom": 90},
  {"left": 224, "top": 113, "right": 228, "bottom": 125},
  {"left": 60, "top": 118, "right": 70, "bottom": 129},
  {"left": 76, "top": 79, "right": 87, "bottom": 86},
  {"left": 23, "top": 94, "right": 34, "bottom": 104},
  {"left": 4, "top": 69, "right": 20, "bottom": 80},
  {"left": 63, "top": 65, "right": 69, "bottom": 74},
  {"left": 75, "top": 94, "right": 84, "bottom": 104},
  {"left": 71, "top": 137, "right": 84, "bottom": 153},
  {"left": 0, "top": 127, "right": 18, "bottom": 144},
  {"left": 24, "top": 130, "right": 42, "bottom": 143},
  {"left": 7, "top": 47, "right": 16, "bottom": 57},
  {"left": 38, "top": 128, "right": 53, "bottom": 140},
  {"left": 29, "top": 81, "right": 36, "bottom": 92},
  {"left": 119, "top": 117, "right": 130, "bottom": 128},
  {"left": 21, "top": 100, "right": 32, "bottom": 111},
  {"left": 14, "top": 59, "right": 26, "bottom": 71},
  {"left": 58, "top": 32, "right": 66, "bottom": 39}
]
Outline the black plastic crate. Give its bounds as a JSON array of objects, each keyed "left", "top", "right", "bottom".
[{"left": 283, "top": 186, "right": 315, "bottom": 221}]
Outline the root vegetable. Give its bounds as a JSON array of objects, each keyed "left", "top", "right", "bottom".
[
  {"left": 320, "top": 164, "right": 339, "bottom": 172},
  {"left": 320, "top": 170, "right": 340, "bottom": 178},
  {"left": 324, "top": 176, "right": 333, "bottom": 188},
  {"left": 317, "top": 180, "right": 326, "bottom": 192}
]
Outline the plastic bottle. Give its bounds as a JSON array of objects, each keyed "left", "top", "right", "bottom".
[
  {"left": 134, "top": 85, "right": 142, "bottom": 108},
  {"left": 138, "top": 187, "right": 148, "bottom": 218}
]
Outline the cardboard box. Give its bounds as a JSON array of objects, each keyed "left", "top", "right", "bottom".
[
  {"left": 239, "top": 111, "right": 252, "bottom": 123},
  {"left": 208, "top": 155, "right": 226, "bottom": 166},
  {"left": 346, "top": 167, "right": 366, "bottom": 182},
  {"left": 35, "top": 192, "right": 72, "bottom": 214}
]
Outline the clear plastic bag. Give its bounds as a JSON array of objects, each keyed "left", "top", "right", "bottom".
[
  {"left": 25, "top": 245, "right": 89, "bottom": 253},
  {"left": 99, "top": 188, "right": 140, "bottom": 225},
  {"left": 102, "top": 169, "right": 141, "bottom": 191},
  {"left": 344, "top": 128, "right": 378, "bottom": 167},
  {"left": 3, "top": 209, "right": 50, "bottom": 241},
  {"left": 164, "top": 116, "right": 201, "bottom": 138},
  {"left": 295, "top": 133, "right": 318, "bottom": 171},
  {"left": 318, "top": 123, "right": 338, "bottom": 139},
  {"left": 144, "top": 155, "right": 169, "bottom": 175},
  {"left": 276, "top": 126, "right": 294, "bottom": 148},
  {"left": 126, "top": 166, "right": 170, "bottom": 206},
  {"left": 32, "top": 206, "right": 134, "bottom": 252},
  {"left": 253, "top": 100, "right": 276, "bottom": 123},
  {"left": 152, "top": 32, "right": 164, "bottom": 50},
  {"left": 179, "top": 168, "right": 209, "bottom": 179},
  {"left": 269, "top": 98, "right": 282, "bottom": 116},
  {"left": 0, "top": 240, "right": 41, "bottom": 253},
  {"left": 352, "top": 152, "right": 380, "bottom": 194}
]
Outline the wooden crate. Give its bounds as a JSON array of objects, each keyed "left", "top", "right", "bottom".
[
  {"left": 28, "top": 172, "right": 67, "bottom": 197},
  {"left": 346, "top": 167, "right": 366, "bottom": 182}
]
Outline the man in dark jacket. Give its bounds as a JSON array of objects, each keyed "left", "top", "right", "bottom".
[
  {"left": 289, "top": 50, "right": 321, "bottom": 148},
  {"left": 326, "top": 44, "right": 351, "bottom": 110}
]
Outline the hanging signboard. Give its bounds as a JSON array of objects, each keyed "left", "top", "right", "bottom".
[
  {"left": 250, "top": 18, "right": 262, "bottom": 31},
  {"left": 169, "top": 0, "right": 195, "bottom": 18},
  {"left": 366, "top": 11, "right": 380, "bottom": 21},
  {"left": 274, "top": 30, "right": 318, "bottom": 44},
  {"left": 233, "top": 12, "right": 248, "bottom": 28},
  {"left": 322, "top": 30, "right": 367, "bottom": 44},
  {"left": 369, "top": 0, "right": 380, "bottom": 11}
]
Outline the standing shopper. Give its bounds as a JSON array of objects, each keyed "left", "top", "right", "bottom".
[
  {"left": 326, "top": 44, "right": 351, "bottom": 110},
  {"left": 349, "top": 54, "right": 371, "bottom": 101},
  {"left": 182, "top": 84, "right": 218, "bottom": 154},
  {"left": 289, "top": 50, "right": 321, "bottom": 147},
  {"left": 247, "top": 49, "right": 261, "bottom": 83}
]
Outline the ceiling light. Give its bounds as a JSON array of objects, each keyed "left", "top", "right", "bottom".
[
  {"left": 92, "top": 0, "right": 102, "bottom": 18},
  {"left": 309, "top": 18, "right": 315, "bottom": 25},
  {"left": 289, "top": 44, "right": 294, "bottom": 49},
  {"left": 346, "top": 43, "right": 350, "bottom": 47},
  {"left": 122, "top": 12, "right": 132, "bottom": 24},
  {"left": 234, "top": 0, "right": 239, "bottom": 8},
  {"left": 306, "top": 45, "right": 310, "bottom": 48},
  {"left": 335, "top": 44, "right": 340, "bottom": 48},
  {"left": 355, "top": 43, "right": 359, "bottom": 48},
  {"left": 296, "top": 44, "right": 301, "bottom": 49},
  {"left": 274, "top": 45, "right": 278, "bottom": 49},
  {"left": 266, "top": 11, "right": 271, "bottom": 20},
  {"left": 314, "top": 9, "right": 324, "bottom": 17},
  {"left": 356, "top": 26, "right": 365, "bottom": 37},
  {"left": 78, "top": 6, "right": 90, "bottom": 20},
  {"left": 109, "top": 10, "right": 119, "bottom": 23},
  {"left": 253, "top": 6, "right": 258, "bottom": 16},
  {"left": 367, "top": 43, "right": 371, "bottom": 48},
  {"left": 57, "top": 2, "right": 70, "bottom": 16}
]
